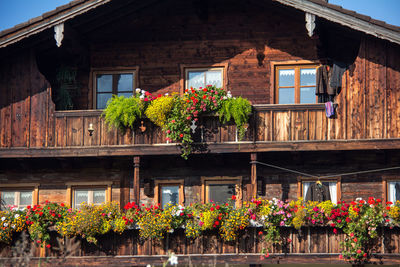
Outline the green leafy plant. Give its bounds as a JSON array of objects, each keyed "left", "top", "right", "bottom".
[
  {"left": 103, "top": 95, "right": 144, "bottom": 133},
  {"left": 219, "top": 97, "right": 252, "bottom": 140}
]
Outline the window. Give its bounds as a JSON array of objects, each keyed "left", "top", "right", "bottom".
[
  {"left": 0, "top": 184, "right": 39, "bottom": 210},
  {"left": 154, "top": 180, "right": 184, "bottom": 208},
  {"left": 275, "top": 64, "right": 318, "bottom": 104},
  {"left": 93, "top": 70, "right": 137, "bottom": 109},
  {"left": 1, "top": 191, "right": 32, "bottom": 209},
  {"left": 66, "top": 182, "right": 112, "bottom": 208},
  {"left": 298, "top": 178, "right": 341, "bottom": 204},
  {"left": 73, "top": 188, "right": 106, "bottom": 209},
  {"left": 201, "top": 177, "right": 242, "bottom": 206},
  {"left": 383, "top": 180, "right": 400, "bottom": 204},
  {"left": 185, "top": 68, "right": 224, "bottom": 89}
]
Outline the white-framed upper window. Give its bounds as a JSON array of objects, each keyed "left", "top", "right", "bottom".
[
  {"left": 388, "top": 181, "right": 400, "bottom": 204},
  {"left": 94, "top": 70, "right": 136, "bottom": 109},
  {"left": 185, "top": 68, "right": 224, "bottom": 89},
  {"left": 1, "top": 190, "right": 33, "bottom": 209},
  {"left": 73, "top": 188, "right": 106, "bottom": 209}
]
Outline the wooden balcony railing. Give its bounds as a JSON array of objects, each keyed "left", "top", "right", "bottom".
[
  {"left": 2, "top": 104, "right": 400, "bottom": 157},
  {"left": 1, "top": 227, "right": 400, "bottom": 265}
]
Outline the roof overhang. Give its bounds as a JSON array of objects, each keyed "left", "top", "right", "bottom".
[
  {"left": 0, "top": 0, "right": 111, "bottom": 48},
  {"left": 274, "top": 0, "right": 400, "bottom": 45},
  {"left": 0, "top": 0, "right": 400, "bottom": 49}
]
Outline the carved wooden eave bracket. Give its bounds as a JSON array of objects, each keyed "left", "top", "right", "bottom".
[
  {"left": 54, "top": 23, "right": 64, "bottom": 47},
  {"left": 305, "top": 13, "right": 316, "bottom": 37}
]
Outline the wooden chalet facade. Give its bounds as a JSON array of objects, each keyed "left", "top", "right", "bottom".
[{"left": 0, "top": 0, "right": 400, "bottom": 265}]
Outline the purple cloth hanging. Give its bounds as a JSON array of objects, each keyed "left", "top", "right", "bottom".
[{"left": 325, "top": 101, "right": 335, "bottom": 118}]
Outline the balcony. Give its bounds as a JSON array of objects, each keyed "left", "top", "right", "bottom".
[{"left": 1, "top": 104, "right": 400, "bottom": 158}]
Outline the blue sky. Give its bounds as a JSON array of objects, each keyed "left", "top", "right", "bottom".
[{"left": 0, "top": 0, "right": 399, "bottom": 32}]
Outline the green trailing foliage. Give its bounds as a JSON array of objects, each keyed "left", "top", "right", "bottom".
[
  {"left": 145, "top": 96, "right": 175, "bottom": 128},
  {"left": 103, "top": 95, "right": 144, "bottom": 133},
  {"left": 218, "top": 97, "right": 252, "bottom": 140}
]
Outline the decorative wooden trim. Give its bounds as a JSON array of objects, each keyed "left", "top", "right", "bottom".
[
  {"left": 297, "top": 176, "right": 341, "bottom": 202},
  {"left": 250, "top": 153, "right": 257, "bottom": 200},
  {"left": 91, "top": 67, "right": 139, "bottom": 109},
  {"left": 179, "top": 62, "right": 229, "bottom": 95},
  {"left": 154, "top": 179, "right": 185, "bottom": 206},
  {"left": 133, "top": 156, "right": 140, "bottom": 203},
  {"left": 200, "top": 176, "right": 242, "bottom": 206}
]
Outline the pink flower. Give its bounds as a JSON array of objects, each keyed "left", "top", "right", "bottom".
[
  {"left": 357, "top": 249, "right": 362, "bottom": 254},
  {"left": 171, "top": 120, "right": 175, "bottom": 123},
  {"left": 199, "top": 221, "right": 204, "bottom": 226},
  {"left": 166, "top": 130, "right": 171, "bottom": 134},
  {"left": 280, "top": 221, "right": 285, "bottom": 226}
]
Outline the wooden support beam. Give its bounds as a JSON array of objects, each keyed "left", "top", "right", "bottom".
[
  {"left": 250, "top": 153, "right": 257, "bottom": 200},
  {"left": 1, "top": 139, "right": 400, "bottom": 158},
  {"left": 133, "top": 156, "right": 140, "bottom": 203}
]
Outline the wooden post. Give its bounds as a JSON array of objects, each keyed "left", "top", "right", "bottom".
[
  {"left": 133, "top": 156, "right": 140, "bottom": 203},
  {"left": 250, "top": 153, "right": 257, "bottom": 200}
]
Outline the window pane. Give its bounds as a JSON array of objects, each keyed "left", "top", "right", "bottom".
[
  {"left": 19, "top": 191, "right": 32, "bottom": 206},
  {"left": 278, "top": 69, "right": 295, "bottom": 87},
  {"left": 188, "top": 71, "right": 205, "bottom": 89},
  {"left": 1, "top": 192, "right": 15, "bottom": 207},
  {"left": 300, "top": 68, "right": 316, "bottom": 86},
  {"left": 208, "top": 184, "right": 235, "bottom": 205},
  {"left": 161, "top": 185, "right": 179, "bottom": 208},
  {"left": 74, "top": 190, "right": 89, "bottom": 207},
  {"left": 278, "top": 87, "right": 295, "bottom": 104},
  {"left": 93, "top": 189, "right": 105, "bottom": 205},
  {"left": 117, "top": 74, "right": 133, "bottom": 92},
  {"left": 205, "top": 70, "right": 222, "bottom": 88},
  {"left": 389, "top": 181, "right": 400, "bottom": 203},
  {"left": 97, "top": 93, "right": 113, "bottom": 109},
  {"left": 97, "top": 75, "right": 113, "bottom": 92},
  {"left": 300, "top": 86, "right": 316, "bottom": 103}
]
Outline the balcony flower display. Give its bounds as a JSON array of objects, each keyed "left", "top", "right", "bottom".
[
  {"left": 102, "top": 86, "right": 252, "bottom": 159},
  {"left": 0, "top": 197, "right": 398, "bottom": 263}
]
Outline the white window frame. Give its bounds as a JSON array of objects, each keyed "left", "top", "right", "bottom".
[{"left": 185, "top": 67, "right": 225, "bottom": 90}]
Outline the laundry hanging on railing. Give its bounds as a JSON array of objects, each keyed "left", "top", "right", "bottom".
[{"left": 316, "top": 61, "right": 347, "bottom": 103}]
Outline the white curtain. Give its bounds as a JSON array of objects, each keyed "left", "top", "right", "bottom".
[
  {"left": 303, "top": 182, "right": 311, "bottom": 199},
  {"left": 388, "top": 181, "right": 397, "bottom": 204},
  {"left": 329, "top": 182, "right": 337, "bottom": 204}
]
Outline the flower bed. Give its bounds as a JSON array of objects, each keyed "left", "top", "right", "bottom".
[{"left": 0, "top": 197, "right": 398, "bottom": 263}]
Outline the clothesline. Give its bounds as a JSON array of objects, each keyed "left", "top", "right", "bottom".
[{"left": 250, "top": 161, "right": 400, "bottom": 179}]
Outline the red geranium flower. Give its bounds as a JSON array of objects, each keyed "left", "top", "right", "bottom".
[{"left": 231, "top": 195, "right": 236, "bottom": 200}]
